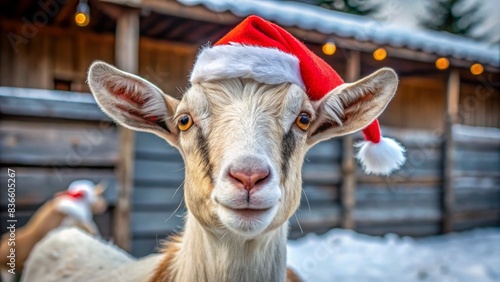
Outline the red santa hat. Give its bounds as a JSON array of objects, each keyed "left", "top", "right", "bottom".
[{"left": 190, "top": 15, "right": 405, "bottom": 175}]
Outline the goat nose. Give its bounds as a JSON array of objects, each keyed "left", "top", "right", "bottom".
[{"left": 228, "top": 167, "right": 270, "bottom": 191}]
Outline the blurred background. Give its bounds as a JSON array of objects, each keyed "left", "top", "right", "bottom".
[{"left": 0, "top": 0, "right": 499, "bottom": 281}]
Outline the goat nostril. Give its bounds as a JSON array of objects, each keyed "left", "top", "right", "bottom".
[
  {"left": 255, "top": 176, "right": 265, "bottom": 185},
  {"left": 228, "top": 168, "right": 270, "bottom": 191},
  {"left": 228, "top": 171, "right": 245, "bottom": 185}
]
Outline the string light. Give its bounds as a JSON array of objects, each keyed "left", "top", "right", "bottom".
[
  {"left": 470, "top": 63, "right": 484, "bottom": 75},
  {"left": 435, "top": 57, "right": 449, "bottom": 70},
  {"left": 75, "top": 0, "right": 90, "bottom": 27},
  {"left": 373, "top": 48, "right": 387, "bottom": 61},
  {"left": 322, "top": 41, "right": 336, "bottom": 55}
]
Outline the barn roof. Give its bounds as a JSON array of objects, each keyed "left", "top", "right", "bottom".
[
  {"left": 178, "top": 0, "right": 499, "bottom": 67},
  {"left": 1, "top": 0, "right": 497, "bottom": 70}
]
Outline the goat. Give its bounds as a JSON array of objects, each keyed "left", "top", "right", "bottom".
[
  {"left": 21, "top": 64, "right": 398, "bottom": 282},
  {"left": 0, "top": 180, "right": 107, "bottom": 282},
  {"left": 21, "top": 15, "right": 403, "bottom": 282}
]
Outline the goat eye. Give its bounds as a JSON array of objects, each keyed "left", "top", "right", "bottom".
[
  {"left": 178, "top": 114, "right": 193, "bottom": 131},
  {"left": 296, "top": 112, "right": 311, "bottom": 131}
]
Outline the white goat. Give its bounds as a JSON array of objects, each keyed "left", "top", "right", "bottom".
[
  {"left": 0, "top": 180, "right": 107, "bottom": 282},
  {"left": 22, "top": 16, "right": 403, "bottom": 282}
]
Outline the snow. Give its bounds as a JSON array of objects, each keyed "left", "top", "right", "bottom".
[
  {"left": 287, "top": 228, "right": 500, "bottom": 282},
  {"left": 454, "top": 124, "right": 500, "bottom": 140},
  {"left": 177, "top": 0, "right": 499, "bottom": 66}
]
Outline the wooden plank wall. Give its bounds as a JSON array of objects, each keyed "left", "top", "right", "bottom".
[
  {"left": 452, "top": 125, "right": 500, "bottom": 231},
  {"left": 379, "top": 76, "right": 500, "bottom": 130},
  {"left": 0, "top": 26, "right": 199, "bottom": 257},
  {"left": 0, "top": 30, "right": 115, "bottom": 92},
  {"left": 379, "top": 77, "right": 447, "bottom": 130},
  {"left": 458, "top": 83, "right": 500, "bottom": 128},
  {"left": 131, "top": 132, "right": 185, "bottom": 257},
  {"left": 354, "top": 126, "right": 500, "bottom": 237},
  {"left": 0, "top": 88, "right": 119, "bottom": 238},
  {"left": 139, "top": 39, "right": 197, "bottom": 97},
  {"left": 355, "top": 128, "right": 443, "bottom": 236},
  {"left": 0, "top": 29, "right": 196, "bottom": 95},
  {"left": 292, "top": 139, "right": 342, "bottom": 237}
]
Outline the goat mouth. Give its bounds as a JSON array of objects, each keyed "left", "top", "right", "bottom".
[
  {"left": 219, "top": 204, "right": 272, "bottom": 217},
  {"left": 217, "top": 204, "right": 278, "bottom": 236}
]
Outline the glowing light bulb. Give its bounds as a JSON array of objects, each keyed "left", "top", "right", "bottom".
[
  {"left": 75, "top": 13, "right": 89, "bottom": 26},
  {"left": 75, "top": 0, "right": 90, "bottom": 27},
  {"left": 435, "top": 57, "right": 449, "bottom": 70},
  {"left": 470, "top": 63, "right": 484, "bottom": 75},
  {"left": 373, "top": 48, "right": 387, "bottom": 61},
  {"left": 322, "top": 42, "right": 336, "bottom": 55}
]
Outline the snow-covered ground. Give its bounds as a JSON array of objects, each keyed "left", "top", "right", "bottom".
[{"left": 287, "top": 228, "right": 500, "bottom": 282}]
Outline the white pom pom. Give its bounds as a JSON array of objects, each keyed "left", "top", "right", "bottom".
[{"left": 355, "top": 137, "right": 406, "bottom": 175}]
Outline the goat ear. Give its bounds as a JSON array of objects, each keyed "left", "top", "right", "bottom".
[
  {"left": 307, "top": 68, "right": 398, "bottom": 146},
  {"left": 93, "top": 180, "right": 108, "bottom": 195},
  {"left": 88, "top": 61, "right": 180, "bottom": 146}
]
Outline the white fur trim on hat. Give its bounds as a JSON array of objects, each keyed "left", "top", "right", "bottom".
[
  {"left": 355, "top": 137, "right": 406, "bottom": 175},
  {"left": 190, "top": 44, "right": 305, "bottom": 88},
  {"left": 68, "top": 179, "right": 97, "bottom": 204},
  {"left": 56, "top": 198, "right": 92, "bottom": 223}
]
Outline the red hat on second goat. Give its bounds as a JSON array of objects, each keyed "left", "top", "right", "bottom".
[{"left": 190, "top": 15, "right": 405, "bottom": 175}]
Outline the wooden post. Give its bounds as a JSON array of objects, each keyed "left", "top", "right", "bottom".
[
  {"left": 442, "top": 69, "right": 460, "bottom": 233},
  {"left": 113, "top": 9, "right": 139, "bottom": 251},
  {"left": 340, "top": 51, "right": 360, "bottom": 229}
]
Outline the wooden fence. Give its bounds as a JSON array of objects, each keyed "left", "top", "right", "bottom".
[
  {"left": 451, "top": 125, "right": 500, "bottom": 230},
  {"left": 1, "top": 87, "right": 499, "bottom": 258},
  {"left": 0, "top": 87, "right": 118, "bottom": 239},
  {"left": 355, "top": 126, "right": 500, "bottom": 236}
]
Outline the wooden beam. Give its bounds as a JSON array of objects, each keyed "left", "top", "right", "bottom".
[
  {"left": 95, "top": 1, "right": 496, "bottom": 72},
  {"left": 15, "top": 0, "right": 34, "bottom": 16},
  {"left": 115, "top": 9, "right": 139, "bottom": 73},
  {"left": 442, "top": 69, "right": 460, "bottom": 233},
  {"left": 0, "top": 87, "right": 109, "bottom": 121},
  {"left": 147, "top": 16, "right": 176, "bottom": 36},
  {"left": 446, "top": 70, "right": 460, "bottom": 117},
  {"left": 340, "top": 50, "right": 360, "bottom": 230},
  {"left": 285, "top": 27, "right": 499, "bottom": 73},
  {"left": 113, "top": 9, "right": 139, "bottom": 251},
  {"left": 54, "top": 1, "right": 77, "bottom": 25},
  {"left": 91, "top": 0, "right": 124, "bottom": 20},
  {"left": 169, "top": 21, "right": 200, "bottom": 40},
  {"left": 185, "top": 23, "right": 220, "bottom": 43},
  {"left": 100, "top": 0, "right": 240, "bottom": 24},
  {"left": 0, "top": 18, "right": 115, "bottom": 41}
]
